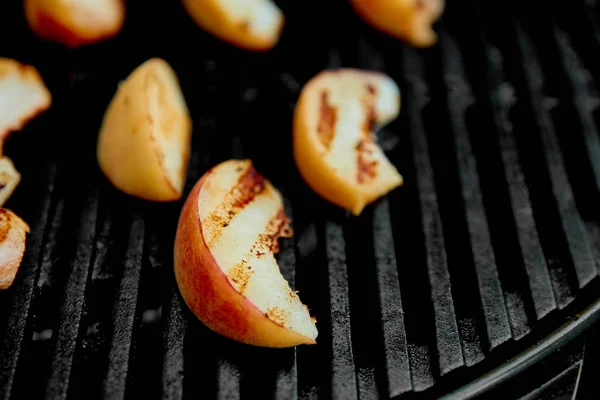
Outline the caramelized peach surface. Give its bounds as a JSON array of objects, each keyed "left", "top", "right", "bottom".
[
  {"left": 294, "top": 69, "right": 403, "bottom": 215},
  {"left": 97, "top": 58, "right": 192, "bottom": 202},
  {"left": 174, "top": 159, "right": 317, "bottom": 347}
]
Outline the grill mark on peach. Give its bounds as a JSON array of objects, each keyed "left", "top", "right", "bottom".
[
  {"left": 266, "top": 307, "right": 288, "bottom": 327},
  {"left": 363, "top": 84, "right": 377, "bottom": 134},
  {"left": 228, "top": 259, "right": 254, "bottom": 294},
  {"left": 227, "top": 209, "right": 293, "bottom": 296},
  {"left": 203, "top": 164, "right": 266, "bottom": 246},
  {"left": 317, "top": 91, "right": 337, "bottom": 150},
  {"left": 356, "top": 140, "right": 379, "bottom": 184},
  {"left": 356, "top": 84, "right": 379, "bottom": 184},
  {"left": 260, "top": 209, "right": 292, "bottom": 254},
  {"left": 250, "top": 208, "right": 293, "bottom": 257}
]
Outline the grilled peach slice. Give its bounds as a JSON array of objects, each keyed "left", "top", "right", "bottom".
[
  {"left": 24, "top": 0, "right": 125, "bottom": 48},
  {"left": 182, "top": 0, "right": 284, "bottom": 51},
  {"left": 97, "top": 58, "right": 192, "bottom": 202},
  {"left": 0, "top": 209, "right": 30, "bottom": 290},
  {"left": 351, "top": 0, "right": 444, "bottom": 47},
  {"left": 293, "top": 69, "right": 403, "bottom": 216},
  {"left": 0, "top": 58, "right": 51, "bottom": 153},
  {"left": 174, "top": 159, "right": 318, "bottom": 347}
]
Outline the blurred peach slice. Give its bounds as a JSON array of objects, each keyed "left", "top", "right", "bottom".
[
  {"left": 0, "top": 208, "right": 30, "bottom": 290},
  {"left": 182, "top": 0, "right": 284, "bottom": 51},
  {"left": 293, "top": 69, "right": 403, "bottom": 215},
  {"left": 97, "top": 58, "right": 192, "bottom": 202},
  {"left": 24, "top": 0, "right": 125, "bottom": 48},
  {"left": 0, "top": 58, "right": 51, "bottom": 153},
  {"left": 351, "top": 0, "right": 444, "bottom": 47}
]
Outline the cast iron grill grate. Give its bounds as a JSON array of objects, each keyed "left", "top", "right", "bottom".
[{"left": 1, "top": 0, "right": 600, "bottom": 399}]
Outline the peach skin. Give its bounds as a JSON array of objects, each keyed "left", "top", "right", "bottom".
[
  {"left": 24, "top": 0, "right": 125, "bottom": 48},
  {"left": 351, "top": 0, "right": 444, "bottom": 47}
]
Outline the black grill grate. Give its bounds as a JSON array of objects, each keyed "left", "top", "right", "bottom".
[{"left": 2, "top": 0, "right": 600, "bottom": 399}]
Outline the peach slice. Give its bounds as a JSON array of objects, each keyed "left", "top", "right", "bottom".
[
  {"left": 97, "top": 58, "right": 192, "bottom": 202},
  {"left": 24, "top": 0, "right": 125, "bottom": 48},
  {"left": 0, "top": 58, "right": 52, "bottom": 153},
  {"left": 293, "top": 69, "right": 403, "bottom": 216},
  {"left": 0, "top": 209, "right": 30, "bottom": 290},
  {"left": 182, "top": 0, "right": 285, "bottom": 51},
  {"left": 0, "top": 157, "right": 22, "bottom": 208},
  {"left": 351, "top": 0, "right": 444, "bottom": 47},
  {"left": 174, "top": 159, "right": 318, "bottom": 347}
]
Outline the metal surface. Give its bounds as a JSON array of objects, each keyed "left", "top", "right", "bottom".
[{"left": 1, "top": 0, "right": 600, "bottom": 399}]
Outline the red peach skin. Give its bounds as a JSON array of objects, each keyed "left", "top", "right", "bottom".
[{"left": 24, "top": 0, "right": 125, "bottom": 48}]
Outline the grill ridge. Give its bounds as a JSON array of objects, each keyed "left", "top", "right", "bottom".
[
  {"left": 324, "top": 220, "right": 359, "bottom": 400},
  {"left": 161, "top": 285, "right": 187, "bottom": 400},
  {"left": 101, "top": 214, "right": 145, "bottom": 400},
  {"left": 372, "top": 200, "right": 412, "bottom": 397}
]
